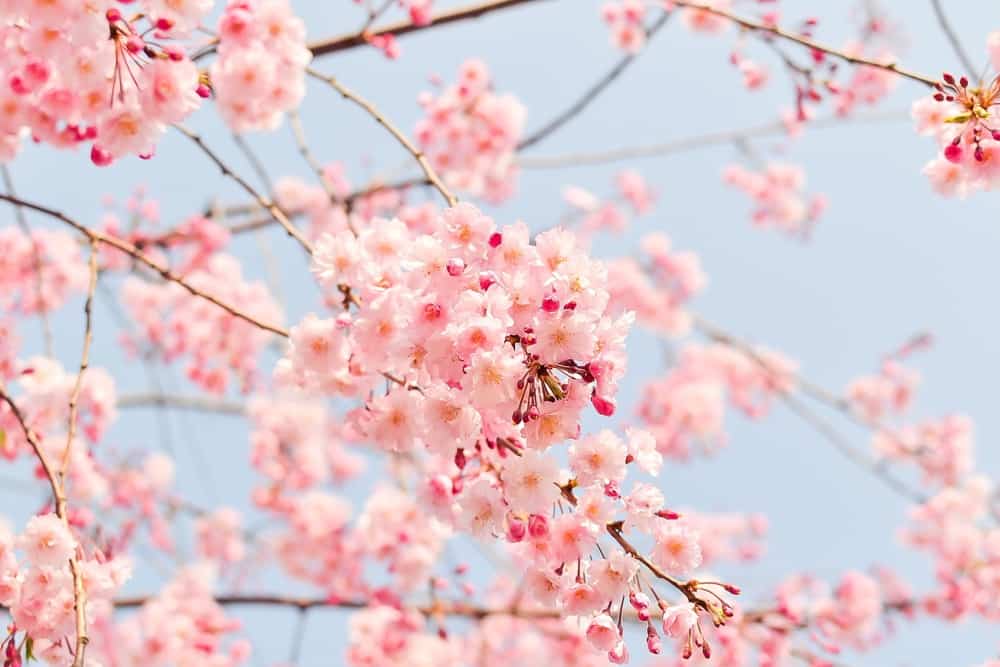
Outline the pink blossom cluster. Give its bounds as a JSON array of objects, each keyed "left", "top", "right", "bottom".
[
  {"left": 2, "top": 514, "right": 131, "bottom": 666},
  {"left": 638, "top": 343, "right": 796, "bottom": 460},
  {"left": 600, "top": 1, "right": 649, "bottom": 53},
  {"left": 846, "top": 358, "right": 920, "bottom": 422},
  {"left": 0, "top": 357, "right": 116, "bottom": 461},
  {"left": 913, "top": 76, "right": 1000, "bottom": 198},
  {"left": 346, "top": 604, "right": 459, "bottom": 667},
  {"left": 562, "top": 170, "right": 657, "bottom": 236},
  {"left": 606, "top": 233, "right": 705, "bottom": 335},
  {"left": 210, "top": 0, "right": 312, "bottom": 132},
  {"left": 903, "top": 476, "right": 1000, "bottom": 621},
  {"left": 248, "top": 394, "right": 363, "bottom": 506},
  {"left": 873, "top": 414, "right": 974, "bottom": 488},
  {"left": 0, "top": 228, "right": 88, "bottom": 315},
  {"left": 415, "top": 61, "right": 526, "bottom": 202},
  {"left": 722, "top": 163, "right": 827, "bottom": 238},
  {"left": 120, "top": 254, "right": 283, "bottom": 394},
  {"left": 0, "top": 1, "right": 210, "bottom": 164},
  {"left": 93, "top": 565, "right": 250, "bottom": 667}
]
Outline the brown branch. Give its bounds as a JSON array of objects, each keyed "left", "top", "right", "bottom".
[
  {"left": 1, "top": 165, "right": 53, "bottom": 356},
  {"left": 671, "top": 1, "right": 940, "bottom": 87},
  {"left": 0, "top": 194, "right": 289, "bottom": 338},
  {"left": 174, "top": 125, "right": 314, "bottom": 254},
  {"left": 308, "top": 0, "right": 550, "bottom": 57},
  {"left": 929, "top": 0, "right": 977, "bottom": 76},
  {"left": 60, "top": 240, "right": 98, "bottom": 479},
  {"left": 518, "top": 10, "right": 672, "bottom": 150},
  {"left": 116, "top": 393, "right": 246, "bottom": 415},
  {"left": 307, "top": 67, "right": 458, "bottom": 207},
  {"left": 0, "top": 390, "right": 89, "bottom": 666}
]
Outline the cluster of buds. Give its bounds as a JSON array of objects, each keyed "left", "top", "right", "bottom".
[
  {"left": 510, "top": 340, "right": 600, "bottom": 424},
  {"left": 104, "top": 9, "right": 210, "bottom": 106},
  {"left": 935, "top": 72, "right": 1000, "bottom": 163},
  {"left": 1, "top": 628, "right": 24, "bottom": 667}
]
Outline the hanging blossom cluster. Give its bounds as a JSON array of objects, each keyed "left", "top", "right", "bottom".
[
  {"left": 0, "top": 1, "right": 210, "bottom": 164},
  {"left": 210, "top": 0, "right": 312, "bottom": 132},
  {"left": 263, "top": 202, "right": 755, "bottom": 658},
  {"left": 95, "top": 565, "right": 251, "bottom": 667},
  {"left": 415, "top": 60, "right": 526, "bottom": 202},
  {"left": 1, "top": 515, "right": 132, "bottom": 667},
  {"left": 0, "top": 357, "right": 116, "bottom": 461},
  {"left": 913, "top": 70, "right": 1000, "bottom": 197},
  {"left": 120, "top": 253, "right": 283, "bottom": 395},
  {"left": 562, "top": 170, "right": 657, "bottom": 237},
  {"left": 722, "top": 163, "right": 827, "bottom": 238},
  {"left": 0, "top": 227, "right": 88, "bottom": 315},
  {"left": 605, "top": 232, "right": 705, "bottom": 336},
  {"left": 637, "top": 343, "right": 797, "bottom": 460}
]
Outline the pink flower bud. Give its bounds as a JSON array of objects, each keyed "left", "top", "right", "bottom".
[
  {"left": 446, "top": 258, "right": 465, "bottom": 276},
  {"left": 506, "top": 516, "right": 526, "bottom": 542},
  {"left": 591, "top": 392, "right": 616, "bottom": 416},
  {"left": 90, "top": 145, "right": 114, "bottom": 167},
  {"left": 528, "top": 513, "right": 549, "bottom": 539},
  {"left": 541, "top": 294, "right": 560, "bottom": 312},
  {"left": 488, "top": 232, "right": 502, "bottom": 247}
]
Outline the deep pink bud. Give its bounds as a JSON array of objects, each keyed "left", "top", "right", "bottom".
[
  {"left": 454, "top": 448, "right": 466, "bottom": 469},
  {"left": 423, "top": 303, "right": 442, "bottom": 320},
  {"left": 488, "top": 232, "right": 502, "bottom": 247},
  {"left": 155, "top": 17, "right": 174, "bottom": 30},
  {"left": 541, "top": 294, "right": 560, "bottom": 312},
  {"left": 106, "top": 8, "right": 122, "bottom": 22},
  {"left": 656, "top": 509, "right": 681, "bottom": 520},
  {"left": 446, "top": 258, "right": 465, "bottom": 276},
  {"left": 562, "top": 300, "right": 577, "bottom": 310},
  {"left": 507, "top": 516, "right": 526, "bottom": 542},
  {"left": 944, "top": 143, "right": 963, "bottom": 163},
  {"left": 126, "top": 36, "right": 144, "bottom": 54},
  {"left": 90, "top": 145, "right": 113, "bottom": 167},
  {"left": 724, "top": 583, "right": 741, "bottom": 595},
  {"left": 591, "top": 392, "right": 616, "bottom": 416},
  {"left": 478, "top": 271, "right": 496, "bottom": 290},
  {"left": 528, "top": 513, "right": 549, "bottom": 539},
  {"left": 196, "top": 83, "right": 212, "bottom": 98}
]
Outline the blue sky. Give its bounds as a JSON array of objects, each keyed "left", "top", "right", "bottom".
[{"left": 4, "top": 1, "right": 1000, "bottom": 665}]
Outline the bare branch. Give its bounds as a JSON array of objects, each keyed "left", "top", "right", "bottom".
[
  {"left": 307, "top": 67, "right": 458, "bottom": 207},
  {"left": 929, "top": 0, "right": 977, "bottom": 76},
  {"left": 518, "top": 11, "right": 672, "bottom": 150},
  {"left": 174, "top": 125, "right": 314, "bottom": 254},
  {"left": 671, "top": 1, "right": 940, "bottom": 87},
  {"left": 0, "top": 194, "right": 289, "bottom": 338}
]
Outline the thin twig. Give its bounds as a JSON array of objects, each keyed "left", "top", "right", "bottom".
[
  {"left": 691, "top": 314, "right": 926, "bottom": 503},
  {"left": 0, "top": 390, "right": 89, "bottom": 666},
  {"left": 0, "top": 194, "right": 289, "bottom": 338},
  {"left": 929, "top": 0, "right": 977, "bottom": 76},
  {"left": 174, "top": 125, "right": 314, "bottom": 254},
  {"left": 116, "top": 393, "right": 246, "bottom": 415},
  {"left": 518, "top": 11, "right": 672, "bottom": 150},
  {"left": 60, "top": 240, "right": 98, "bottom": 479},
  {"left": 671, "top": 1, "right": 939, "bottom": 87},
  {"left": 1, "top": 165, "right": 53, "bottom": 356},
  {"left": 306, "top": 67, "right": 458, "bottom": 207},
  {"left": 519, "top": 109, "right": 909, "bottom": 168},
  {"left": 308, "top": 0, "right": 550, "bottom": 57}
]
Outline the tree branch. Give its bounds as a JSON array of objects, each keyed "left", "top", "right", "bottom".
[
  {"left": 518, "top": 10, "right": 672, "bottom": 150},
  {"left": 307, "top": 67, "right": 458, "bottom": 207},
  {"left": 671, "top": 1, "right": 940, "bottom": 87},
  {"left": 0, "top": 194, "right": 289, "bottom": 338},
  {"left": 929, "top": 0, "right": 977, "bottom": 76}
]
